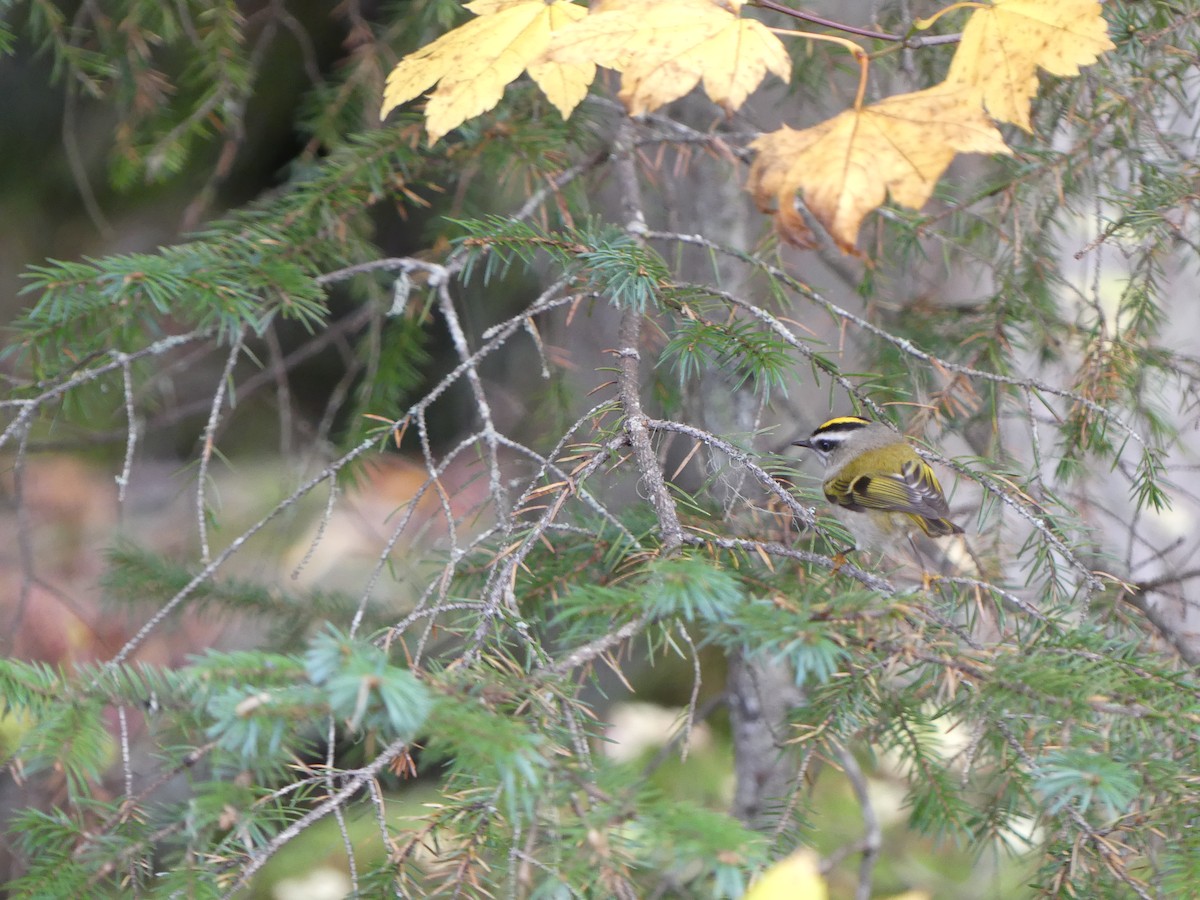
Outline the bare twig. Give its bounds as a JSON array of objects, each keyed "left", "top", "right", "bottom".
[
  {"left": 328, "top": 715, "right": 358, "bottom": 892},
  {"left": 289, "top": 475, "right": 339, "bottom": 582},
  {"left": 116, "top": 356, "right": 138, "bottom": 507},
  {"left": 994, "top": 720, "right": 1154, "bottom": 900},
  {"left": 70, "top": 741, "right": 218, "bottom": 859},
  {"left": 612, "top": 120, "right": 684, "bottom": 552},
  {"left": 937, "top": 576, "right": 1052, "bottom": 623},
  {"left": 196, "top": 335, "right": 244, "bottom": 564},
  {"left": 644, "top": 229, "right": 1148, "bottom": 449},
  {"left": 540, "top": 613, "right": 652, "bottom": 678},
  {"left": 832, "top": 741, "right": 880, "bottom": 900},
  {"left": 60, "top": 50, "right": 113, "bottom": 237},
  {"left": 751, "top": 0, "right": 962, "bottom": 47},
  {"left": 263, "top": 323, "right": 294, "bottom": 458},
  {"left": 100, "top": 437, "right": 380, "bottom": 671},
  {"left": 0, "top": 332, "right": 209, "bottom": 451},
  {"left": 646, "top": 418, "right": 817, "bottom": 529},
  {"left": 218, "top": 736, "right": 414, "bottom": 898},
  {"left": 8, "top": 426, "right": 36, "bottom": 647},
  {"left": 436, "top": 281, "right": 508, "bottom": 519},
  {"left": 676, "top": 623, "right": 703, "bottom": 762},
  {"left": 679, "top": 534, "right": 895, "bottom": 594},
  {"left": 467, "top": 431, "right": 629, "bottom": 664}
]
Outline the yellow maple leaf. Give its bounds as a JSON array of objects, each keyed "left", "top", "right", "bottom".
[
  {"left": 744, "top": 850, "right": 828, "bottom": 900},
  {"left": 380, "top": 0, "right": 593, "bottom": 143},
  {"left": 944, "top": 0, "right": 1114, "bottom": 131},
  {"left": 463, "top": 0, "right": 535, "bottom": 14},
  {"left": 748, "top": 85, "right": 1011, "bottom": 254},
  {"left": 547, "top": 0, "right": 791, "bottom": 116}
]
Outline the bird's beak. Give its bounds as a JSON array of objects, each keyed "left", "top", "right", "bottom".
[{"left": 793, "top": 438, "right": 812, "bottom": 449}]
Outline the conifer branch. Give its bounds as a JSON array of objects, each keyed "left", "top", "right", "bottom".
[{"left": 612, "top": 120, "right": 684, "bottom": 553}]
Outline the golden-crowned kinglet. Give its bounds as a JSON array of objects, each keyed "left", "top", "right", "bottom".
[{"left": 794, "top": 416, "right": 962, "bottom": 557}]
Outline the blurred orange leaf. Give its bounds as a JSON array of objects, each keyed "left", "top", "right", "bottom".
[
  {"left": 943, "top": 0, "right": 1114, "bottom": 131},
  {"left": 748, "top": 85, "right": 1011, "bottom": 254},
  {"left": 380, "top": 0, "right": 592, "bottom": 143},
  {"left": 547, "top": 0, "right": 791, "bottom": 115}
]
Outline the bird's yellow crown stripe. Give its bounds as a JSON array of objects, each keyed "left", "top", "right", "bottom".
[{"left": 814, "top": 416, "right": 871, "bottom": 432}]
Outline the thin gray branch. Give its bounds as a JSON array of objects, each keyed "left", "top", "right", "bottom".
[
  {"left": 0, "top": 332, "right": 209, "bottom": 451},
  {"left": 218, "top": 737, "right": 413, "bottom": 898},
  {"left": 196, "top": 335, "right": 244, "bottom": 564},
  {"left": 833, "top": 742, "right": 880, "bottom": 900},
  {"left": 437, "top": 281, "right": 508, "bottom": 519},
  {"left": 612, "top": 120, "right": 684, "bottom": 552},
  {"left": 646, "top": 417, "right": 817, "bottom": 530},
  {"left": 644, "top": 229, "right": 1148, "bottom": 448},
  {"left": 539, "top": 613, "right": 652, "bottom": 678}
]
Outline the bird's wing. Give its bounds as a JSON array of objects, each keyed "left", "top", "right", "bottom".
[{"left": 825, "top": 458, "right": 953, "bottom": 521}]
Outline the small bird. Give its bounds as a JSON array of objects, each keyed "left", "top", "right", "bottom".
[{"left": 794, "top": 416, "right": 962, "bottom": 560}]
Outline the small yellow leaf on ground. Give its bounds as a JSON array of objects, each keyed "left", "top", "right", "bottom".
[
  {"left": 748, "top": 85, "right": 1011, "bottom": 254},
  {"left": 744, "top": 850, "right": 827, "bottom": 900},
  {"left": 945, "top": 0, "right": 1114, "bottom": 131},
  {"left": 380, "top": 0, "right": 592, "bottom": 143},
  {"left": 547, "top": 0, "right": 790, "bottom": 115}
]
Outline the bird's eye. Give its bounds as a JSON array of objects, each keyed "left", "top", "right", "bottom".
[{"left": 815, "top": 439, "right": 836, "bottom": 452}]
